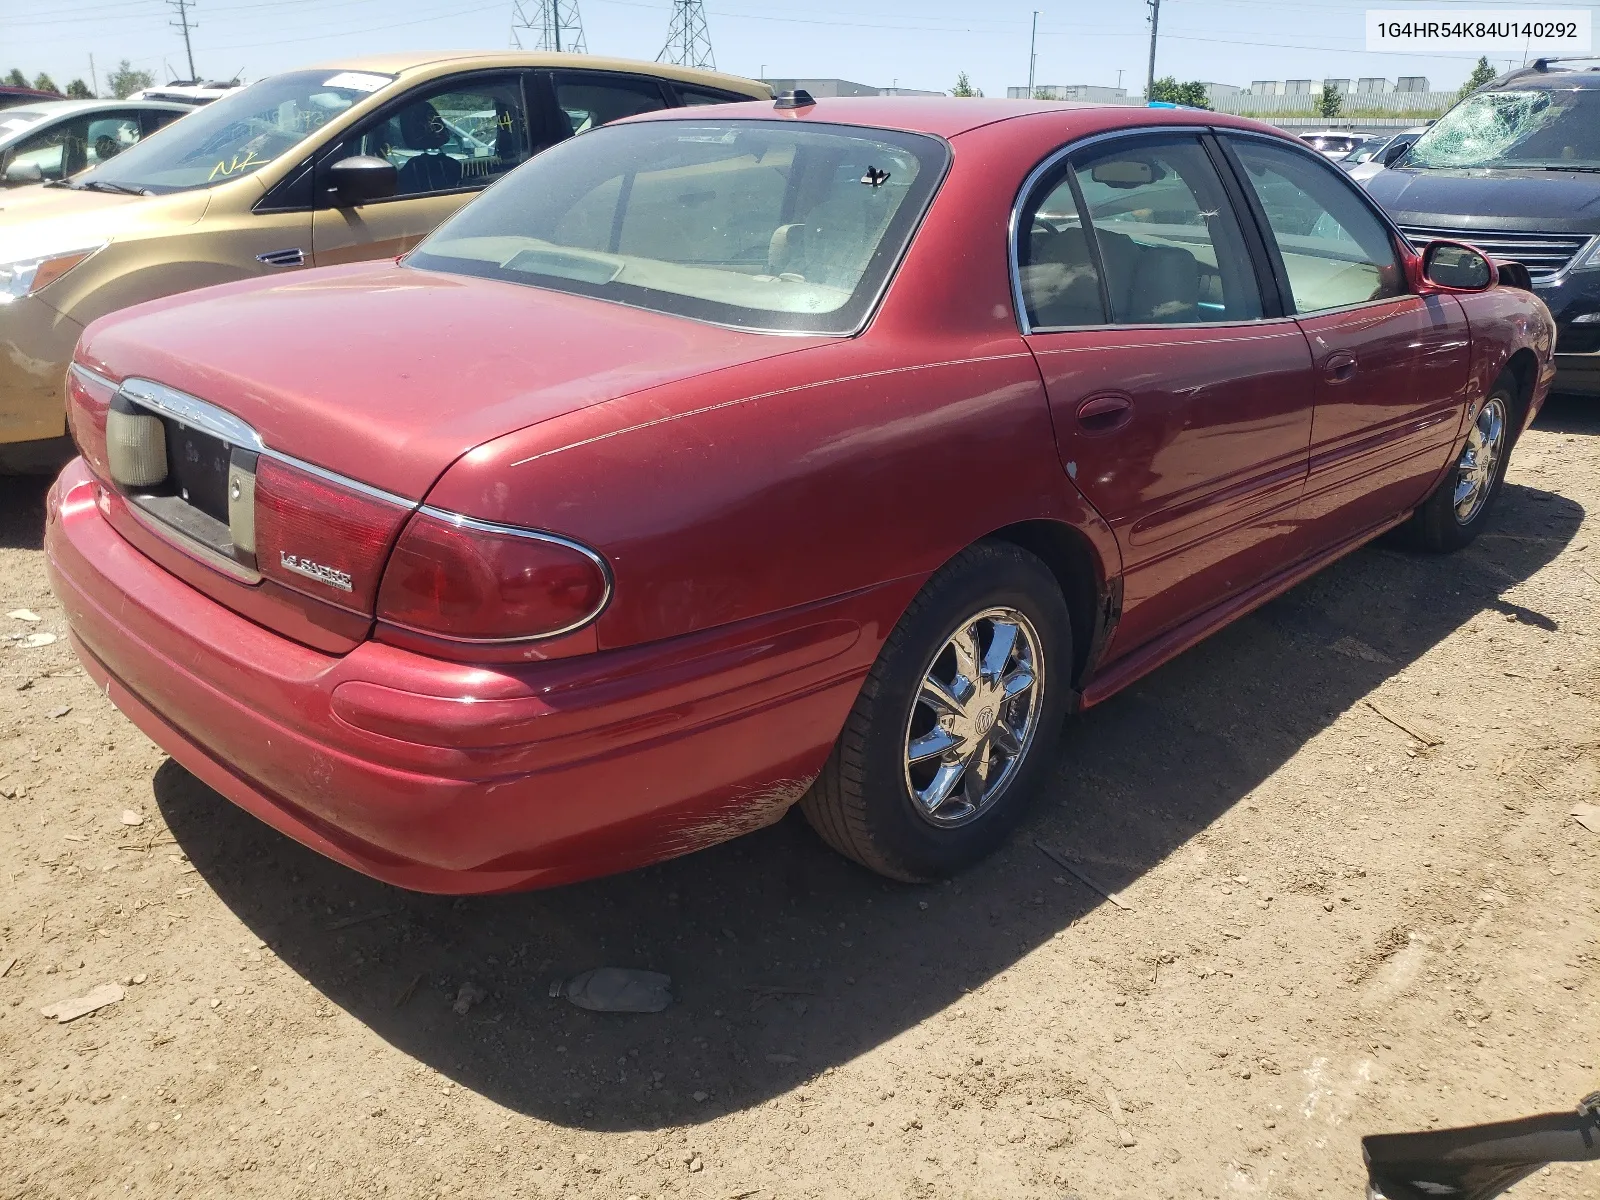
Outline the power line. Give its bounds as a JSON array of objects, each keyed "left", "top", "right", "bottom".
[
  {"left": 168, "top": 0, "right": 197, "bottom": 80},
  {"left": 658, "top": 0, "right": 715, "bottom": 69},
  {"left": 511, "top": 0, "right": 588, "bottom": 52}
]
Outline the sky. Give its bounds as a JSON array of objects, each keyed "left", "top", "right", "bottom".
[{"left": 6, "top": 0, "right": 1598, "bottom": 98}]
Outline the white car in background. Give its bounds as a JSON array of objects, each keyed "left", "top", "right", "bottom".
[
  {"left": 1347, "top": 126, "right": 1429, "bottom": 186},
  {"left": 127, "top": 80, "right": 244, "bottom": 106},
  {"left": 0, "top": 98, "right": 193, "bottom": 186},
  {"left": 1298, "top": 130, "right": 1366, "bottom": 159}
]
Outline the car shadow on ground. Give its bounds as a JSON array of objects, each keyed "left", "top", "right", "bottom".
[
  {"left": 0, "top": 474, "right": 51, "bottom": 552},
  {"left": 1532, "top": 392, "right": 1598, "bottom": 435},
  {"left": 153, "top": 470, "right": 1588, "bottom": 1133}
]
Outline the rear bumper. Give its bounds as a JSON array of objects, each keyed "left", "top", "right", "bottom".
[{"left": 46, "top": 459, "right": 894, "bottom": 892}]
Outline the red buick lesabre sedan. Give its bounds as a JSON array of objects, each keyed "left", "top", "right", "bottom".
[{"left": 46, "top": 96, "right": 1555, "bottom": 893}]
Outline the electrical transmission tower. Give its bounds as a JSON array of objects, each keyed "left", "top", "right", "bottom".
[
  {"left": 510, "top": 0, "right": 587, "bottom": 53},
  {"left": 168, "top": 0, "right": 197, "bottom": 81},
  {"left": 657, "top": 0, "right": 714, "bottom": 70}
]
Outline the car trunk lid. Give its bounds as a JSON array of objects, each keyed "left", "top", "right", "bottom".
[{"left": 71, "top": 261, "right": 830, "bottom": 648}]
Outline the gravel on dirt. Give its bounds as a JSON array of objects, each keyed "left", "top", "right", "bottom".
[{"left": 0, "top": 400, "right": 1596, "bottom": 1198}]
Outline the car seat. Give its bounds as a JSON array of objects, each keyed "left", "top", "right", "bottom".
[
  {"left": 1095, "top": 227, "right": 1200, "bottom": 323},
  {"left": 396, "top": 101, "right": 463, "bottom": 195},
  {"left": 1023, "top": 225, "right": 1105, "bottom": 327}
]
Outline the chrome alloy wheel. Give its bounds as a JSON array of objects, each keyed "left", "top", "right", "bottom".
[
  {"left": 1453, "top": 396, "right": 1507, "bottom": 525},
  {"left": 903, "top": 606, "right": 1046, "bottom": 828}
]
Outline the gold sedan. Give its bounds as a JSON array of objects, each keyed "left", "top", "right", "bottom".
[{"left": 0, "top": 51, "right": 769, "bottom": 470}]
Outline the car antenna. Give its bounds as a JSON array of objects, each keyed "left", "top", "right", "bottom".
[{"left": 773, "top": 89, "right": 815, "bottom": 110}]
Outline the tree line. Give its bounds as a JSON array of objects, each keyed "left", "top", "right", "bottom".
[{"left": 4, "top": 60, "right": 155, "bottom": 101}]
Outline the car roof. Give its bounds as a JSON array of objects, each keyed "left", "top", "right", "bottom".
[
  {"left": 298, "top": 50, "right": 769, "bottom": 98},
  {"left": 624, "top": 95, "right": 1298, "bottom": 142},
  {"left": 0, "top": 98, "right": 193, "bottom": 118},
  {"left": 1495, "top": 63, "right": 1600, "bottom": 88}
]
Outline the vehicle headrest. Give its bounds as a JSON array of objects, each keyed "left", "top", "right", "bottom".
[{"left": 399, "top": 102, "right": 449, "bottom": 152}]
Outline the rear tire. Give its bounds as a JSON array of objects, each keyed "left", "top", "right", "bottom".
[
  {"left": 800, "top": 540, "right": 1072, "bottom": 881},
  {"left": 1402, "top": 376, "right": 1519, "bottom": 553}
]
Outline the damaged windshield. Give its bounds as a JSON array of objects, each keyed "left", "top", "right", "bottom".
[{"left": 1401, "top": 87, "right": 1600, "bottom": 170}]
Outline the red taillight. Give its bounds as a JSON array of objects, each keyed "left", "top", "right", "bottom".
[
  {"left": 375, "top": 509, "right": 610, "bottom": 642},
  {"left": 66, "top": 365, "right": 114, "bottom": 479},
  {"left": 254, "top": 457, "right": 411, "bottom": 613}
]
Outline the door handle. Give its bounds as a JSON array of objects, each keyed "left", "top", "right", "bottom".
[
  {"left": 1075, "top": 392, "right": 1134, "bottom": 433},
  {"left": 1324, "top": 351, "right": 1358, "bottom": 384}
]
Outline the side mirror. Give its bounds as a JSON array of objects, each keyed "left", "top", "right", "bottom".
[
  {"left": 1380, "top": 140, "right": 1411, "bottom": 168},
  {"left": 3, "top": 159, "right": 44, "bottom": 186},
  {"left": 1423, "top": 241, "right": 1494, "bottom": 291},
  {"left": 328, "top": 154, "right": 397, "bottom": 206}
]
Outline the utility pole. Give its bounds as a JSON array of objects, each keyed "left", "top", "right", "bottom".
[
  {"left": 658, "top": 0, "right": 715, "bottom": 70},
  {"left": 89, "top": 53, "right": 99, "bottom": 97},
  {"left": 1145, "top": 0, "right": 1161, "bottom": 100},
  {"left": 1028, "top": 10, "right": 1040, "bottom": 97},
  {"left": 168, "top": 0, "right": 197, "bottom": 81},
  {"left": 510, "top": 0, "right": 587, "bottom": 52}
]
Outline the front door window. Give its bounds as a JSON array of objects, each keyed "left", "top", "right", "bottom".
[
  {"left": 338, "top": 76, "right": 531, "bottom": 198},
  {"left": 1228, "top": 138, "right": 1405, "bottom": 313}
]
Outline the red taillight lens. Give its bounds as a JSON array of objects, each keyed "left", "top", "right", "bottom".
[
  {"left": 254, "top": 457, "right": 411, "bottom": 613},
  {"left": 66, "top": 365, "right": 115, "bottom": 479},
  {"left": 375, "top": 509, "right": 610, "bottom": 642}
]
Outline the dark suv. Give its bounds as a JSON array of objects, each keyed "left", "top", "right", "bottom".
[{"left": 1367, "top": 60, "right": 1600, "bottom": 396}]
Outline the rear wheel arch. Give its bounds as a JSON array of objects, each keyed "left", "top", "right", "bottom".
[{"left": 981, "top": 519, "right": 1113, "bottom": 689}]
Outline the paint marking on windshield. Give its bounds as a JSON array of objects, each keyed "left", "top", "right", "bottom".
[{"left": 208, "top": 149, "right": 262, "bottom": 181}]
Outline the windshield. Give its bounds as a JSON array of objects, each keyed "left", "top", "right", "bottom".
[
  {"left": 407, "top": 120, "right": 949, "bottom": 334},
  {"left": 73, "top": 68, "right": 395, "bottom": 193},
  {"left": 0, "top": 109, "right": 52, "bottom": 143},
  {"left": 1402, "top": 87, "right": 1600, "bottom": 170},
  {"left": 1345, "top": 139, "right": 1385, "bottom": 164}
]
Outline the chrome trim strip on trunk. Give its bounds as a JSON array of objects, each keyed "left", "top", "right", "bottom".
[
  {"left": 118, "top": 377, "right": 265, "bottom": 451},
  {"left": 68, "top": 362, "right": 120, "bottom": 393}
]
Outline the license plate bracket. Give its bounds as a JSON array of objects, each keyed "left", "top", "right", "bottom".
[{"left": 162, "top": 420, "right": 232, "bottom": 525}]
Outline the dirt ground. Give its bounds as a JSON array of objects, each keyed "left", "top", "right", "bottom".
[{"left": 1, "top": 399, "right": 1597, "bottom": 1200}]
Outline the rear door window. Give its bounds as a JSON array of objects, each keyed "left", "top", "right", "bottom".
[
  {"left": 550, "top": 72, "right": 670, "bottom": 137},
  {"left": 1018, "top": 133, "right": 1263, "bottom": 329},
  {"left": 675, "top": 85, "right": 753, "bottom": 107}
]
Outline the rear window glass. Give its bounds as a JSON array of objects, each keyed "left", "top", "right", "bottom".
[{"left": 407, "top": 119, "right": 949, "bottom": 334}]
